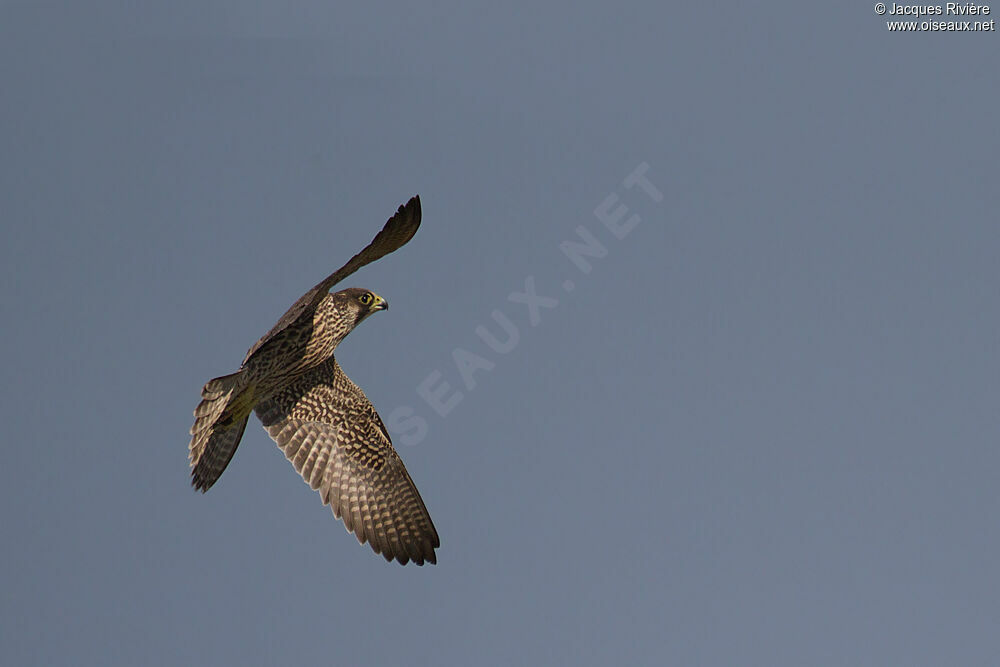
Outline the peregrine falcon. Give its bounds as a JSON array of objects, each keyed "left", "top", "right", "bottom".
[{"left": 189, "top": 196, "right": 439, "bottom": 565}]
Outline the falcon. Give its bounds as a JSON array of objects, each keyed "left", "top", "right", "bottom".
[{"left": 188, "top": 195, "right": 439, "bottom": 565}]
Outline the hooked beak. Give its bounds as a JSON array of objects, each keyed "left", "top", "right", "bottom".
[{"left": 371, "top": 294, "right": 388, "bottom": 312}]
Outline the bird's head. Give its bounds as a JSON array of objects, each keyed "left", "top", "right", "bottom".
[{"left": 330, "top": 287, "right": 389, "bottom": 329}]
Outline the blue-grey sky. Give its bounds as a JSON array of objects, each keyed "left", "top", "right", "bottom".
[{"left": 2, "top": 3, "right": 998, "bottom": 665}]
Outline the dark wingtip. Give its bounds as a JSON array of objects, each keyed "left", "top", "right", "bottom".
[
  {"left": 383, "top": 543, "right": 437, "bottom": 566},
  {"left": 396, "top": 195, "right": 421, "bottom": 222},
  {"left": 399, "top": 546, "right": 437, "bottom": 566},
  {"left": 402, "top": 194, "right": 420, "bottom": 224},
  {"left": 190, "top": 467, "right": 214, "bottom": 493}
]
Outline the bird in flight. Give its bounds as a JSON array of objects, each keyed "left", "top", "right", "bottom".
[{"left": 188, "top": 196, "right": 439, "bottom": 565}]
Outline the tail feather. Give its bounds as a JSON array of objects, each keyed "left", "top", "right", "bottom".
[{"left": 189, "top": 371, "right": 255, "bottom": 492}]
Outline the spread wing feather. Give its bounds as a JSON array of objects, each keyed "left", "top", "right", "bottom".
[{"left": 254, "top": 358, "right": 439, "bottom": 565}]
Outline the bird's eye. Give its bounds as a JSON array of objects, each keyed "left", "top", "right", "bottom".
[{"left": 359, "top": 293, "right": 373, "bottom": 305}]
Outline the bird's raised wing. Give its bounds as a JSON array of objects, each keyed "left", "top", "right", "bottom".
[
  {"left": 243, "top": 195, "right": 421, "bottom": 363},
  {"left": 254, "top": 358, "right": 439, "bottom": 565}
]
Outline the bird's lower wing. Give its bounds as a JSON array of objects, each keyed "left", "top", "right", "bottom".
[{"left": 254, "top": 359, "right": 439, "bottom": 565}]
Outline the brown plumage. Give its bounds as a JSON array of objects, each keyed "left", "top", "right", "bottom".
[{"left": 188, "top": 196, "right": 439, "bottom": 565}]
